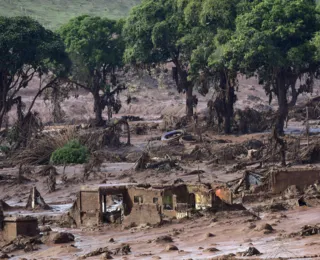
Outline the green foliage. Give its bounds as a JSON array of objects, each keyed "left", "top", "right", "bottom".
[
  {"left": 59, "top": 15, "right": 126, "bottom": 124},
  {"left": 0, "top": 16, "right": 70, "bottom": 77},
  {"left": 0, "top": 16, "right": 70, "bottom": 130},
  {"left": 50, "top": 140, "right": 89, "bottom": 165},
  {"left": 231, "top": 0, "right": 320, "bottom": 133},
  {"left": 0, "top": 146, "right": 10, "bottom": 155},
  {"left": 234, "top": 0, "right": 320, "bottom": 76},
  {"left": 124, "top": 0, "right": 184, "bottom": 64},
  {"left": 0, "top": 0, "right": 141, "bottom": 29},
  {"left": 59, "top": 15, "right": 124, "bottom": 73}
]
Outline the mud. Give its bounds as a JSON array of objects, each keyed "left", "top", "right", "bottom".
[{"left": 1, "top": 78, "right": 320, "bottom": 260}]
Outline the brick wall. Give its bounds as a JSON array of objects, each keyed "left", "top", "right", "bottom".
[
  {"left": 123, "top": 204, "right": 161, "bottom": 226},
  {"left": 80, "top": 191, "right": 101, "bottom": 226},
  {"left": 271, "top": 169, "right": 320, "bottom": 194}
]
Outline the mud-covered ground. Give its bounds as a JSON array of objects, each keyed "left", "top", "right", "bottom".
[{"left": 1, "top": 75, "right": 320, "bottom": 259}]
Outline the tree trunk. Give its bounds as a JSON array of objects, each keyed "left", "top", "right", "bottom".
[
  {"left": 173, "top": 60, "right": 194, "bottom": 118},
  {"left": 186, "top": 84, "right": 193, "bottom": 118},
  {"left": 0, "top": 72, "right": 7, "bottom": 130},
  {"left": 276, "top": 72, "right": 288, "bottom": 135},
  {"left": 93, "top": 90, "right": 104, "bottom": 127},
  {"left": 224, "top": 79, "right": 235, "bottom": 134},
  {"left": 107, "top": 105, "right": 112, "bottom": 122},
  {"left": 219, "top": 71, "right": 235, "bottom": 134}
]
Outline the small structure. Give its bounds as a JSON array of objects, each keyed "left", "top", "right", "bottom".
[
  {"left": 3, "top": 216, "right": 39, "bottom": 241},
  {"left": 269, "top": 168, "right": 320, "bottom": 194},
  {"left": 70, "top": 183, "right": 229, "bottom": 227}
]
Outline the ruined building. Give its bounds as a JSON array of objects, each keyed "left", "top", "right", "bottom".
[
  {"left": 269, "top": 167, "right": 320, "bottom": 194},
  {"left": 3, "top": 216, "right": 39, "bottom": 241},
  {"left": 70, "top": 183, "right": 232, "bottom": 227}
]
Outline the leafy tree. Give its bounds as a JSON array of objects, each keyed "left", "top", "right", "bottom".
[
  {"left": 123, "top": 0, "right": 199, "bottom": 118},
  {"left": 0, "top": 16, "right": 70, "bottom": 130},
  {"left": 181, "top": 0, "right": 239, "bottom": 133},
  {"left": 59, "top": 15, "right": 126, "bottom": 126},
  {"left": 233, "top": 0, "right": 320, "bottom": 134}
]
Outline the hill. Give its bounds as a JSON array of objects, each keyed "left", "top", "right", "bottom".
[{"left": 0, "top": 0, "right": 141, "bottom": 29}]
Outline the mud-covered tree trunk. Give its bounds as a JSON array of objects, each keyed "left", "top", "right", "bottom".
[
  {"left": 93, "top": 89, "right": 104, "bottom": 127},
  {"left": 275, "top": 72, "right": 288, "bottom": 135},
  {"left": 173, "top": 60, "right": 194, "bottom": 118},
  {"left": 0, "top": 72, "right": 8, "bottom": 130},
  {"left": 224, "top": 85, "right": 235, "bottom": 134},
  {"left": 219, "top": 71, "right": 236, "bottom": 134},
  {"left": 186, "top": 85, "right": 193, "bottom": 118}
]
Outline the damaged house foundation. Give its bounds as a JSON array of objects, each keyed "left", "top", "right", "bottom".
[{"left": 70, "top": 183, "right": 232, "bottom": 227}]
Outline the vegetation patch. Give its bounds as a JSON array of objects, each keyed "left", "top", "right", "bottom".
[{"left": 50, "top": 140, "right": 89, "bottom": 165}]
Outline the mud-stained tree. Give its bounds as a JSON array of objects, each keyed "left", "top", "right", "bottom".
[
  {"left": 232, "top": 0, "right": 320, "bottom": 134},
  {"left": 0, "top": 16, "right": 70, "bottom": 130},
  {"left": 180, "top": 0, "right": 239, "bottom": 134},
  {"left": 59, "top": 15, "right": 126, "bottom": 126},
  {"left": 123, "top": 0, "right": 199, "bottom": 118}
]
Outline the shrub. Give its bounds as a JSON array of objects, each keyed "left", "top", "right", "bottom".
[{"left": 50, "top": 139, "right": 89, "bottom": 165}]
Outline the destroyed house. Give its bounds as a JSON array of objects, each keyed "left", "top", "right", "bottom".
[{"left": 70, "top": 183, "right": 224, "bottom": 227}]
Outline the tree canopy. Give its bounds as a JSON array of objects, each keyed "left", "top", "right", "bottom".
[
  {"left": 123, "top": 0, "right": 200, "bottom": 117},
  {"left": 59, "top": 15, "right": 126, "bottom": 125},
  {"left": 233, "top": 0, "right": 320, "bottom": 133},
  {"left": 0, "top": 16, "right": 70, "bottom": 130}
]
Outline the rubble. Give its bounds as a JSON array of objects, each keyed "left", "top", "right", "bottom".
[
  {"left": 255, "top": 223, "right": 274, "bottom": 234},
  {"left": 155, "top": 235, "right": 173, "bottom": 243},
  {"left": 203, "top": 247, "right": 219, "bottom": 252},
  {"left": 0, "top": 253, "right": 9, "bottom": 259},
  {"left": 300, "top": 224, "right": 320, "bottom": 236},
  {"left": 39, "top": 226, "right": 52, "bottom": 233},
  {"left": 135, "top": 152, "right": 180, "bottom": 171},
  {"left": 42, "top": 231, "right": 75, "bottom": 244},
  {"left": 25, "top": 187, "right": 51, "bottom": 210},
  {"left": 80, "top": 247, "right": 112, "bottom": 259},
  {"left": 242, "top": 247, "right": 261, "bottom": 256},
  {"left": 1, "top": 235, "right": 42, "bottom": 253}
]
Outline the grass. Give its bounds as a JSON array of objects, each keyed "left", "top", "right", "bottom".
[{"left": 0, "top": 0, "right": 141, "bottom": 29}]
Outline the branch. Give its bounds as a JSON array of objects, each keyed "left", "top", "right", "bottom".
[
  {"left": 26, "top": 77, "right": 59, "bottom": 115},
  {"left": 67, "top": 79, "right": 92, "bottom": 92}
]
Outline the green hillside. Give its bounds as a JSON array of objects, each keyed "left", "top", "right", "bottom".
[{"left": 0, "top": 0, "right": 141, "bottom": 29}]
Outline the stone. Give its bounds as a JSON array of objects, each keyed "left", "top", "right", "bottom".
[
  {"left": 100, "top": 252, "right": 113, "bottom": 259},
  {"left": 204, "top": 247, "right": 219, "bottom": 253},
  {"left": 155, "top": 235, "right": 173, "bottom": 243},
  {"left": 165, "top": 245, "right": 178, "bottom": 251},
  {"left": 43, "top": 232, "right": 75, "bottom": 244},
  {"left": 206, "top": 232, "right": 215, "bottom": 237},
  {"left": 39, "top": 226, "right": 52, "bottom": 233},
  {"left": 0, "top": 253, "right": 9, "bottom": 259}
]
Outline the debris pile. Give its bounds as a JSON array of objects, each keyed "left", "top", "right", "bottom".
[
  {"left": 242, "top": 247, "right": 261, "bottom": 256},
  {"left": 234, "top": 108, "right": 273, "bottom": 134},
  {"left": 26, "top": 187, "right": 51, "bottom": 210},
  {"left": 135, "top": 152, "right": 180, "bottom": 171},
  {"left": 300, "top": 224, "right": 320, "bottom": 236},
  {"left": 42, "top": 231, "right": 75, "bottom": 244},
  {"left": 1, "top": 235, "right": 42, "bottom": 253},
  {"left": 290, "top": 96, "right": 320, "bottom": 121}
]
